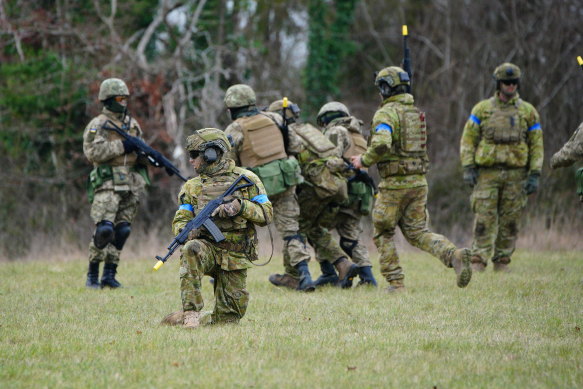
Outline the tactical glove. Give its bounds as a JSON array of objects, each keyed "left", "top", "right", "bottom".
[
  {"left": 463, "top": 165, "right": 478, "bottom": 187},
  {"left": 524, "top": 171, "right": 540, "bottom": 195},
  {"left": 122, "top": 139, "right": 137, "bottom": 154},
  {"left": 212, "top": 199, "right": 241, "bottom": 218}
]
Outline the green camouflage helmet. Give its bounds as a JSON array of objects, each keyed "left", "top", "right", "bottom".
[
  {"left": 375, "top": 66, "right": 410, "bottom": 89},
  {"left": 317, "top": 101, "right": 350, "bottom": 122},
  {"left": 98, "top": 78, "right": 129, "bottom": 101},
  {"left": 186, "top": 128, "right": 232, "bottom": 153},
  {"left": 268, "top": 98, "right": 301, "bottom": 120},
  {"left": 493, "top": 62, "right": 521, "bottom": 81},
  {"left": 224, "top": 84, "right": 256, "bottom": 108}
]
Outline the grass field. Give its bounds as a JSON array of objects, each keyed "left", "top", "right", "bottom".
[{"left": 1, "top": 250, "right": 582, "bottom": 388}]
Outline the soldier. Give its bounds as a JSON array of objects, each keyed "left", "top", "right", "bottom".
[
  {"left": 223, "top": 85, "right": 315, "bottom": 291},
  {"left": 173, "top": 128, "right": 272, "bottom": 328},
  {"left": 267, "top": 99, "right": 360, "bottom": 289},
  {"left": 351, "top": 66, "right": 472, "bottom": 292},
  {"left": 83, "top": 78, "right": 150, "bottom": 288},
  {"left": 461, "top": 63, "right": 544, "bottom": 272},
  {"left": 315, "top": 102, "right": 377, "bottom": 287},
  {"left": 550, "top": 122, "right": 583, "bottom": 201}
]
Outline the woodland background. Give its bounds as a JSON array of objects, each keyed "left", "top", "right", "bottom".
[{"left": 1, "top": 0, "right": 582, "bottom": 260}]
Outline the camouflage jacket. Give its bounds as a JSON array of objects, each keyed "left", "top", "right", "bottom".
[
  {"left": 362, "top": 94, "right": 427, "bottom": 189},
  {"left": 460, "top": 93, "right": 543, "bottom": 173},
  {"left": 551, "top": 121, "right": 583, "bottom": 169},
  {"left": 83, "top": 107, "right": 147, "bottom": 192},
  {"left": 323, "top": 116, "right": 363, "bottom": 158},
  {"left": 225, "top": 111, "right": 303, "bottom": 165},
  {"left": 172, "top": 159, "right": 273, "bottom": 270}
]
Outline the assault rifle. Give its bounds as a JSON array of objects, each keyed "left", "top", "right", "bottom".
[
  {"left": 102, "top": 120, "right": 187, "bottom": 182},
  {"left": 402, "top": 25, "right": 413, "bottom": 93},
  {"left": 346, "top": 162, "right": 378, "bottom": 194},
  {"left": 153, "top": 174, "right": 255, "bottom": 270}
]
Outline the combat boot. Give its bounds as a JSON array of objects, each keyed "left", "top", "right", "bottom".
[
  {"left": 85, "top": 261, "right": 100, "bottom": 289},
  {"left": 294, "top": 261, "right": 315, "bottom": 292},
  {"left": 333, "top": 257, "right": 359, "bottom": 289},
  {"left": 268, "top": 273, "right": 300, "bottom": 290},
  {"left": 471, "top": 255, "right": 486, "bottom": 272},
  {"left": 101, "top": 263, "right": 122, "bottom": 288},
  {"left": 314, "top": 261, "right": 339, "bottom": 287},
  {"left": 385, "top": 280, "right": 405, "bottom": 293},
  {"left": 183, "top": 310, "right": 201, "bottom": 329},
  {"left": 493, "top": 257, "right": 511, "bottom": 272},
  {"left": 451, "top": 248, "right": 472, "bottom": 288},
  {"left": 356, "top": 266, "right": 378, "bottom": 287}
]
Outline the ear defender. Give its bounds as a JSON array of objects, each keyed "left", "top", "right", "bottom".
[{"left": 203, "top": 147, "right": 219, "bottom": 163}]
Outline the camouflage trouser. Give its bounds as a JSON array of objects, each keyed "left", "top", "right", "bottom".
[
  {"left": 180, "top": 239, "right": 249, "bottom": 324},
  {"left": 373, "top": 185, "right": 457, "bottom": 284},
  {"left": 319, "top": 206, "right": 371, "bottom": 267},
  {"left": 271, "top": 187, "right": 311, "bottom": 279},
  {"left": 470, "top": 167, "right": 528, "bottom": 265},
  {"left": 297, "top": 185, "right": 346, "bottom": 266},
  {"left": 88, "top": 189, "right": 139, "bottom": 264}
]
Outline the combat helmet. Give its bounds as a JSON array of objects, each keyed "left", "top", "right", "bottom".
[
  {"left": 98, "top": 78, "right": 129, "bottom": 101},
  {"left": 317, "top": 101, "right": 350, "bottom": 126},
  {"left": 268, "top": 98, "right": 301, "bottom": 121},
  {"left": 224, "top": 84, "right": 256, "bottom": 108},
  {"left": 374, "top": 66, "right": 410, "bottom": 96},
  {"left": 493, "top": 62, "right": 521, "bottom": 81}
]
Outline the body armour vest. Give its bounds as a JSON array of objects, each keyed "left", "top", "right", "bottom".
[
  {"left": 238, "top": 114, "right": 287, "bottom": 168},
  {"left": 293, "top": 123, "right": 337, "bottom": 160},
  {"left": 482, "top": 97, "right": 527, "bottom": 144},
  {"left": 97, "top": 114, "right": 140, "bottom": 167},
  {"left": 379, "top": 103, "right": 429, "bottom": 176},
  {"left": 196, "top": 167, "right": 254, "bottom": 233}
]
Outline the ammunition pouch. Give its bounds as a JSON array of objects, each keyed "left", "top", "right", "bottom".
[
  {"left": 377, "top": 159, "right": 429, "bottom": 177},
  {"left": 576, "top": 167, "right": 583, "bottom": 202},
  {"left": 250, "top": 158, "right": 303, "bottom": 197},
  {"left": 348, "top": 180, "right": 375, "bottom": 216},
  {"left": 302, "top": 159, "right": 348, "bottom": 202},
  {"left": 87, "top": 165, "right": 113, "bottom": 203}
]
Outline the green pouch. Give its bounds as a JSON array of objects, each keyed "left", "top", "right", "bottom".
[
  {"left": 348, "top": 180, "right": 374, "bottom": 215},
  {"left": 576, "top": 167, "right": 583, "bottom": 197},
  {"left": 86, "top": 166, "right": 113, "bottom": 203},
  {"left": 250, "top": 160, "right": 286, "bottom": 197},
  {"left": 135, "top": 164, "right": 152, "bottom": 186},
  {"left": 279, "top": 158, "right": 304, "bottom": 187}
]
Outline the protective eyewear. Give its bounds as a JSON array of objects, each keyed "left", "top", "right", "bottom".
[
  {"left": 501, "top": 79, "right": 518, "bottom": 86},
  {"left": 189, "top": 150, "right": 200, "bottom": 159},
  {"left": 114, "top": 96, "right": 128, "bottom": 102}
]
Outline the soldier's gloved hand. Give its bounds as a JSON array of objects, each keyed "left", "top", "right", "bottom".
[
  {"left": 212, "top": 199, "right": 241, "bottom": 218},
  {"left": 350, "top": 155, "right": 364, "bottom": 169},
  {"left": 188, "top": 228, "right": 201, "bottom": 240},
  {"left": 463, "top": 165, "right": 478, "bottom": 187},
  {"left": 524, "top": 171, "right": 540, "bottom": 195},
  {"left": 122, "top": 139, "right": 137, "bottom": 154}
]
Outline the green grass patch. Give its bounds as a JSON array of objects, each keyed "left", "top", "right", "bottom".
[{"left": 1, "top": 251, "right": 582, "bottom": 388}]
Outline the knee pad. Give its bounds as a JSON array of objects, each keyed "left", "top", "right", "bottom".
[
  {"left": 94, "top": 220, "right": 115, "bottom": 249},
  {"left": 113, "top": 222, "right": 131, "bottom": 250},
  {"left": 339, "top": 236, "right": 358, "bottom": 258},
  {"left": 283, "top": 233, "right": 305, "bottom": 246}
]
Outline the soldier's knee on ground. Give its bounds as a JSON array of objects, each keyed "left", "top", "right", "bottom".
[
  {"left": 112, "top": 222, "right": 131, "bottom": 250},
  {"left": 94, "top": 220, "right": 114, "bottom": 249}
]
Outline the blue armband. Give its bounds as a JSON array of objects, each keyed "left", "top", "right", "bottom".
[
  {"left": 178, "top": 204, "right": 194, "bottom": 212},
  {"left": 469, "top": 114, "right": 481, "bottom": 125},
  {"left": 251, "top": 194, "right": 269, "bottom": 204},
  {"left": 375, "top": 123, "right": 393, "bottom": 133},
  {"left": 527, "top": 123, "right": 541, "bottom": 131}
]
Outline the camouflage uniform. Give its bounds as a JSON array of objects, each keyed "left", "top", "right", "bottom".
[
  {"left": 83, "top": 78, "right": 148, "bottom": 288},
  {"left": 224, "top": 87, "right": 314, "bottom": 291},
  {"left": 460, "top": 64, "right": 543, "bottom": 268},
  {"left": 551, "top": 121, "right": 583, "bottom": 202},
  {"left": 173, "top": 130, "right": 272, "bottom": 325},
  {"left": 358, "top": 66, "right": 471, "bottom": 289},
  {"left": 320, "top": 115, "right": 372, "bottom": 269}
]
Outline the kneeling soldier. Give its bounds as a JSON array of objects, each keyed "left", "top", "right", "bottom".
[{"left": 173, "top": 128, "right": 273, "bottom": 328}]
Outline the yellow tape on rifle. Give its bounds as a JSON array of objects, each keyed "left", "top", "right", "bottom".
[
  {"left": 578, "top": 56, "right": 583, "bottom": 67},
  {"left": 402, "top": 25, "right": 408, "bottom": 36},
  {"left": 153, "top": 260, "right": 164, "bottom": 271},
  {"left": 283, "top": 97, "right": 289, "bottom": 108}
]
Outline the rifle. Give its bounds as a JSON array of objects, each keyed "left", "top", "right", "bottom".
[
  {"left": 102, "top": 120, "right": 187, "bottom": 182},
  {"left": 346, "top": 162, "right": 378, "bottom": 194},
  {"left": 279, "top": 97, "right": 292, "bottom": 154},
  {"left": 153, "top": 174, "right": 255, "bottom": 270},
  {"left": 402, "top": 25, "right": 412, "bottom": 93}
]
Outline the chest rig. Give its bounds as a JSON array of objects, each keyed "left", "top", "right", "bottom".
[
  {"left": 482, "top": 97, "right": 526, "bottom": 144},
  {"left": 238, "top": 114, "right": 287, "bottom": 168}
]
